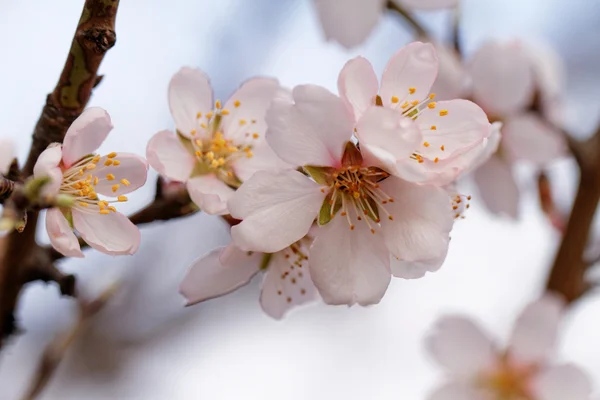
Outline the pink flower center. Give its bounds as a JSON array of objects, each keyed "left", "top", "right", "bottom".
[
  {"left": 480, "top": 357, "right": 537, "bottom": 400},
  {"left": 60, "top": 152, "right": 129, "bottom": 214}
]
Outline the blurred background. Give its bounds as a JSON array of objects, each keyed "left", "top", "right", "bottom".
[{"left": 0, "top": 0, "right": 599, "bottom": 398}]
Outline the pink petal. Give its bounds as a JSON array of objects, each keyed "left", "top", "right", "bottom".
[
  {"left": 93, "top": 153, "right": 148, "bottom": 197},
  {"left": 379, "top": 177, "right": 453, "bottom": 262},
  {"left": 398, "top": 0, "right": 458, "bottom": 10},
  {"left": 473, "top": 156, "right": 519, "bottom": 218},
  {"left": 40, "top": 167, "right": 64, "bottom": 200},
  {"left": 312, "top": 0, "right": 387, "bottom": 48},
  {"left": 465, "top": 121, "right": 503, "bottom": 173},
  {"left": 469, "top": 41, "right": 534, "bottom": 117},
  {"left": 45, "top": 208, "right": 84, "bottom": 258},
  {"left": 229, "top": 169, "right": 326, "bottom": 253},
  {"left": 356, "top": 106, "right": 422, "bottom": 176},
  {"left": 169, "top": 67, "right": 214, "bottom": 138},
  {"left": 425, "top": 316, "right": 496, "bottom": 376},
  {"left": 338, "top": 56, "right": 379, "bottom": 120},
  {"left": 533, "top": 364, "right": 592, "bottom": 400},
  {"left": 232, "top": 142, "right": 291, "bottom": 182},
  {"left": 0, "top": 139, "right": 15, "bottom": 175},
  {"left": 180, "top": 244, "right": 262, "bottom": 306},
  {"left": 429, "top": 44, "right": 468, "bottom": 101},
  {"left": 146, "top": 130, "right": 195, "bottom": 182},
  {"left": 222, "top": 77, "right": 281, "bottom": 143},
  {"left": 309, "top": 215, "right": 391, "bottom": 306},
  {"left": 502, "top": 113, "right": 566, "bottom": 164},
  {"left": 427, "top": 382, "right": 486, "bottom": 400},
  {"left": 187, "top": 174, "right": 235, "bottom": 215},
  {"left": 62, "top": 107, "right": 113, "bottom": 168},
  {"left": 508, "top": 294, "right": 564, "bottom": 365},
  {"left": 33, "top": 145, "right": 63, "bottom": 177},
  {"left": 265, "top": 85, "right": 354, "bottom": 167},
  {"left": 390, "top": 247, "right": 448, "bottom": 279},
  {"left": 380, "top": 42, "right": 438, "bottom": 107},
  {"left": 260, "top": 247, "right": 318, "bottom": 319},
  {"left": 72, "top": 209, "right": 140, "bottom": 255}
]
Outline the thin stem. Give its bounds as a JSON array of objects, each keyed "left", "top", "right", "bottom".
[{"left": 386, "top": 1, "right": 428, "bottom": 38}]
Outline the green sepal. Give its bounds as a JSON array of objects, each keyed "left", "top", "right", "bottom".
[
  {"left": 304, "top": 165, "right": 335, "bottom": 185},
  {"left": 407, "top": 108, "right": 419, "bottom": 119},
  {"left": 259, "top": 252, "right": 273, "bottom": 271},
  {"left": 318, "top": 192, "right": 341, "bottom": 226},
  {"left": 363, "top": 196, "right": 380, "bottom": 223},
  {"left": 63, "top": 209, "right": 74, "bottom": 229},
  {"left": 176, "top": 130, "right": 197, "bottom": 156}
]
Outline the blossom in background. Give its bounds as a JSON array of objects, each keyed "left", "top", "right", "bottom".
[
  {"left": 34, "top": 107, "right": 148, "bottom": 257},
  {"left": 146, "top": 68, "right": 289, "bottom": 215},
  {"left": 180, "top": 235, "right": 317, "bottom": 319},
  {"left": 313, "top": 0, "right": 458, "bottom": 48},
  {"left": 228, "top": 43, "right": 491, "bottom": 305},
  {"left": 426, "top": 295, "right": 592, "bottom": 400}
]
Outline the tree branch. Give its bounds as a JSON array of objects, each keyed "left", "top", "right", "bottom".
[
  {"left": 0, "top": 0, "right": 120, "bottom": 347},
  {"left": 386, "top": 1, "right": 428, "bottom": 38}
]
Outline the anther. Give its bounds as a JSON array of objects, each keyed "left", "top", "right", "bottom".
[
  {"left": 428, "top": 102, "right": 437, "bottom": 109},
  {"left": 429, "top": 93, "right": 436, "bottom": 99},
  {"left": 401, "top": 101, "right": 409, "bottom": 109},
  {"left": 196, "top": 112, "right": 202, "bottom": 119},
  {"left": 100, "top": 209, "right": 110, "bottom": 215},
  {"left": 104, "top": 159, "right": 113, "bottom": 166},
  {"left": 234, "top": 100, "right": 241, "bottom": 108},
  {"left": 410, "top": 100, "right": 419, "bottom": 106},
  {"left": 86, "top": 164, "right": 96, "bottom": 170},
  {"left": 439, "top": 110, "right": 448, "bottom": 116},
  {"left": 118, "top": 195, "right": 128, "bottom": 202},
  {"left": 370, "top": 228, "right": 375, "bottom": 234},
  {"left": 190, "top": 129, "right": 197, "bottom": 136},
  {"left": 221, "top": 109, "right": 230, "bottom": 115},
  {"left": 423, "top": 142, "right": 430, "bottom": 147},
  {"left": 79, "top": 202, "right": 89, "bottom": 207},
  {"left": 206, "top": 112, "right": 213, "bottom": 119},
  {"left": 215, "top": 100, "right": 222, "bottom": 109},
  {"left": 391, "top": 96, "right": 399, "bottom": 103},
  {"left": 388, "top": 215, "right": 394, "bottom": 220},
  {"left": 239, "top": 119, "right": 247, "bottom": 126},
  {"left": 252, "top": 133, "right": 259, "bottom": 139},
  {"left": 113, "top": 160, "right": 121, "bottom": 166},
  {"left": 107, "top": 152, "right": 117, "bottom": 159},
  {"left": 440, "top": 145, "right": 445, "bottom": 151},
  {"left": 408, "top": 87, "right": 416, "bottom": 94},
  {"left": 430, "top": 125, "right": 437, "bottom": 130},
  {"left": 108, "top": 206, "right": 117, "bottom": 212},
  {"left": 112, "top": 184, "right": 120, "bottom": 193},
  {"left": 434, "top": 157, "right": 439, "bottom": 163},
  {"left": 350, "top": 225, "right": 355, "bottom": 230},
  {"left": 120, "top": 179, "right": 131, "bottom": 186}
]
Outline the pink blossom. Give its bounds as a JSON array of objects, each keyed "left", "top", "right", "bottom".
[
  {"left": 33, "top": 107, "right": 148, "bottom": 257},
  {"left": 426, "top": 295, "right": 592, "bottom": 400},
  {"left": 313, "top": 0, "right": 458, "bottom": 48},
  {"left": 180, "top": 237, "right": 317, "bottom": 319},
  {"left": 146, "top": 68, "right": 289, "bottom": 215},
  {"left": 229, "top": 83, "right": 455, "bottom": 306},
  {"left": 337, "top": 42, "right": 492, "bottom": 186}
]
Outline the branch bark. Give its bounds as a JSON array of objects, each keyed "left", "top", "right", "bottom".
[
  {"left": 0, "top": 0, "right": 120, "bottom": 346},
  {"left": 386, "top": 1, "right": 428, "bottom": 38}
]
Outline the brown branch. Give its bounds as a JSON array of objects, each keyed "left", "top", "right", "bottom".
[
  {"left": 386, "top": 1, "right": 428, "bottom": 38},
  {"left": 0, "top": 176, "right": 15, "bottom": 203},
  {"left": 0, "top": 0, "right": 120, "bottom": 347}
]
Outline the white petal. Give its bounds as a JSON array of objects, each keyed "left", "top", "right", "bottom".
[
  {"left": 45, "top": 208, "right": 84, "bottom": 258},
  {"left": 430, "top": 44, "right": 468, "bottom": 100},
  {"left": 309, "top": 215, "right": 391, "bottom": 306},
  {"left": 0, "top": 139, "right": 15, "bottom": 175},
  {"left": 390, "top": 247, "right": 447, "bottom": 279},
  {"left": 72, "top": 209, "right": 140, "bottom": 256},
  {"left": 62, "top": 107, "right": 113, "bottom": 167},
  {"left": 229, "top": 169, "right": 326, "bottom": 253},
  {"left": 473, "top": 156, "right": 519, "bottom": 218},
  {"left": 146, "top": 130, "right": 195, "bottom": 182},
  {"left": 426, "top": 316, "right": 496, "bottom": 376},
  {"left": 379, "top": 177, "right": 453, "bottom": 262},
  {"left": 180, "top": 244, "right": 261, "bottom": 306},
  {"left": 260, "top": 245, "right": 318, "bottom": 319},
  {"left": 469, "top": 40, "right": 534, "bottom": 117},
  {"left": 502, "top": 113, "right": 567, "bottom": 164},
  {"left": 232, "top": 142, "right": 292, "bottom": 183},
  {"left": 533, "top": 365, "right": 592, "bottom": 400},
  {"left": 427, "top": 382, "right": 487, "bottom": 400},
  {"left": 187, "top": 175, "right": 235, "bottom": 215},
  {"left": 338, "top": 56, "right": 379, "bottom": 120},
  {"left": 266, "top": 84, "right": 354, "bottom": 167},
  {"left": 33, "top": 145, "right": 63, "bottom": 178},
  {"left": 508, "top": 294, "right": 565, "bottom": 365},
  {"left": 312, "top": 0, "right": 387, "bottom": 48},
  {"left": 93, "top": 153, "right": 148, "bottom": 197},
  {"left": 380, "top": 42, "right": 438, "bottom": 107},
  {"left": 169, "top": 67, "right": 214, "bottom": 138}
]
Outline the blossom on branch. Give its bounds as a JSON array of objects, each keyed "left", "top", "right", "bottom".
[
  {"left": 426, "top": 295, "right": 592, "bottom": 400},
  {"left": 146, "top": 68, "right": 289, "bottom": 215},
  {"left": 34, "top": 107, "right": 148, "bottom": 257},
  {"left": 313, "top": 0, "right": 458, "bottom": 48}
]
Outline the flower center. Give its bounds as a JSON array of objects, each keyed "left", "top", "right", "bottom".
[
  {"left": 480, "top": 357, "right": 536, "bottom": 400},
  {"left": 60, "top": 152, "right": 129, "bottom": 214}
]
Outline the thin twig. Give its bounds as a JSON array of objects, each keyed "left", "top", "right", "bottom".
[{"left": 386, "top": 1, "right": 428, "bottom": 38}]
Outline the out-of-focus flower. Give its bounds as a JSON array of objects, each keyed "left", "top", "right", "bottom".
[
  {"left": 34, "top": 107, "right": 148, "bottom": 257},
  {"left": 426, "top": 295, "right": 592, "bottom": 400},
  {"left": 312, "top": 0, "right": 458, "bottom": 48},
  {"left": 146, "top": 68, "right": 289, "bottom": 215},
  {"left": 338, "top": 42, "right": 491, "bottom": 185},
  {"left": 180, "top": 236, "right": 317, "bottom": 319},
  {"left": 0, "top": 139, "right": 14, "bottom": 175}
]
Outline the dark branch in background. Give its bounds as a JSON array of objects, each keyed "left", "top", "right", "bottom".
[
  {"left": 0, "top": 177, "right": 15, "bottom": 203},
  {"left": 386, "top": 1, "right": 427, "bottom": 38},
  {"left": 0, "top": 0, "right": 120, "bottom": 347}
]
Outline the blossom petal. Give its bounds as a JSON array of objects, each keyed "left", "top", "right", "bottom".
[
  {"left": 355, "top": 106, "right": 421, "bottom": 175},
  {"left": 232, "top": 142, "right": 292, "bottom": 182},
  {"left": 266, "top": 85, "right": 354, "bottom": 167},
  {"left": 533, "top": 364, "right": 592, "bottom": 400},
  {"left": 465, "top": 121, "right": 503, "bottom": 173},
  {"left": 146, "top": 130, "right": 195, "bottom": 182},
  {"left": 309, "top": 215, "right": 391, "bottom": 306},
  {"left": 473, "top": 156, "right": 519, "bottom": 218},
  {"left": 62, "top": 107, "right": 113, "bottom": 168},
  {"left": 508, "top": 294, "right": 564, "bottom": 365},
  {"left": 187, "top": 175, "right": 235, "bottom": 215},
  {"left": 72, "top": 209, "right": 140, "bottom": 255},
  {"left": 33, "top": 145, "right": 63, "bottom": 177},
  {"left": 94, "top": 153, "right": 148, "bottom": 197},
  {"left": 222, "top": 77, "right": 280, "bottom": 143},
  {"left": 338, "top": 56, "right": 379, "bottom": 120},
  {"left": 230, "top": 170, "right": 326, "bottom": 253},
  {"left": 312, "top": 0, "right": 386, "bottom": 48},
  {"left": 180, "top": 244, "right": 261, "bottom": 306},
  {"left": 169, "top": 67, "right": 214, "bottom": 138},
  {"left": 399, "top": 0, "right": 458, "bottom": 10},
  {"left": 46, "top": 208, "right": 84, "bottom": 258},
  {"left": 390, "top": 247, "right": 448, "bottom": 279},
  {"left": 260, "top": 246, "right": 318, "bottom": 319},
  {"left": 425, "top": 316, "right": 496, "bottom": 376},
  {"left": 427, "top": 382, "right": 486, "bottom": 400},
  {"left": 380, "top": 42, "right": 438, "bottom": 107},
  {"left": 502, "top": 113, "right": 566, "bottom": 164},
  {"left": 0, "top": 139, "right": 15, "bottom": 175},
  {"left": 430, "top": 44, "right": 468, "bottom": 100},
  {"left": 469, "top": 41, "right": 534, "bottom": 117},
  {"left": 379, "top": 177, "right": 453, "bottom": 262}
]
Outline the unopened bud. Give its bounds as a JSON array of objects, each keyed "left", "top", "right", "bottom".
[
  {"left": 54, "top": 194, "right": 75, "bottom": 208},
  {"left": 24, "top": 176, "right": 52, "bottom": 201}
]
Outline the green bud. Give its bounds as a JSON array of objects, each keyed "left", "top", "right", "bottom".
[{"left": 54, "top": 194, "right": 75, "bottom": 208}]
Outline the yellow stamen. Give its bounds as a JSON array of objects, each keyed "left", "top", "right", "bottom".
[
  {"left": 252, "top": 133, "right": 259, "bottom": 139},
  {"left": 408, "top": 87, "right": 416, "bottom": 94},
  {"left": 112, "top": 160, "right": 121, "bottom": 166},
  {"left": 391, "top": 96, "right": 399, "bottom": 104},
  {"left": 107, "top": 152, "right": 117, "bottom": 159},
  {"left": 423, "top": 142, "right": 430, "bottom": 147},
  {"left": 86, "top": 164, "right": 96, "bottom": 170},
  {"left": 234, "top": 100, "right": 241, "bottom": 108},
  {"left": 108, "top": 206, "right": 117, "bottom": 212},
  {"left": 410, "top": 100, "right": 419, "bottom": 106},
  {"left": 434, "top": 157, "right": 439, "bottom": 163},
  {"left": 112, "top": 184, "right": 120, "bottom": 193},
  {"left": 215, "top": 100, "right": 222, "bottom": 109},
  {"left": 439, "top": 109, "right": 448, "bottom": 116},
  {"left": 120, "top": 179, "right": 131, "bottom": 186},
  {"left": 79, "top": 202, "right": 89, "bottom": 207},
  {"left": 221, "top": 109, "right": 230, "bottom": 115},
  {"left": 196, "top": 111, "right": 202, "bottom": 119},
  {"left": 430, "top": 125, "right": 437, "bottom": 130},
  {"left": 93, "top": 176, "right": 99, "bottom": 185},
  {"left": 210, "top": 160, "right": 219, "bottom": 168},
  {"left": 190, "top": 129, "right": 197, "bottom": 136},
  {"left": 441, "top": 145, "right": 445, "bottom": 151},
  {"left": 118, "top": 195, "right": 128, "bottom": 202},
  {"left": 239, "top": 119, "right": 247, "bottom": 126},
  {"left": 429, "top": 93, "right": 436, "bottom": 99},
  {"left": 206, "top": 111, "right": 213, "bottom": 119},
  {"left": 100, "top": 209, "right": 110, "bottom": 215},
  {"left": 106, "top": 173, "right": 115, "bottom": 181},
  {"left": 246, "top": 151, "right": 253, "bottom": 158},
  {"left": 428, "top": 102, "right": 437, "bottom": 109},
  {"left": 104, "top": 159, "right": 113, "bottom": 166},
  {"left": 206, "top": 151, "right": 214, "bottom": 161}
]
